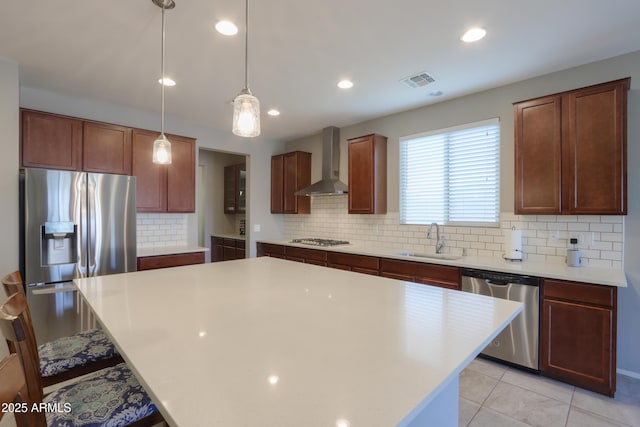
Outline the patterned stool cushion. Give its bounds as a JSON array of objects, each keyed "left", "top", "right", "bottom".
[
  {"left": 39, "top": 328, "right": 118, "bottom": 377},
  {"left": 45, "top": 363, "right": 158, "bottom": 427}
]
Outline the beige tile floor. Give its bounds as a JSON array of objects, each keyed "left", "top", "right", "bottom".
[{"left": 460, "top": 357, "right": 640, "bottom": 427}]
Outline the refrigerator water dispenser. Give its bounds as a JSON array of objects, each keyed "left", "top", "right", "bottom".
[{"left": 41, "top": 221, "right": 77, "bottom": 266}]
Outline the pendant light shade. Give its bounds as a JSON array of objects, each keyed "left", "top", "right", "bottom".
[
  {"left": 152, "top": 134, "right": 172, "bottom": 164},
  {"left": 233, "top": 89, "right": 260, "bottom": 137},
  {"left": 232, "top": 0, "right": 260, "bottom": 137},
  {"left": 152, "top": 0, "right": 174, "bottom": 164}
]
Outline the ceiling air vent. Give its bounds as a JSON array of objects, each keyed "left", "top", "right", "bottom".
[{"left": 400, "top": 71, "right": 436, "bottom": 88}]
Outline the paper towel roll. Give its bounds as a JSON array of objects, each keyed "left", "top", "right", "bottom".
[{"left": 503, "top": 228, "right": 523, "bottom": 261}]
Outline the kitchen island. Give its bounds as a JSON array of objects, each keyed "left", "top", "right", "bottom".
[{"left": 75, "top": 257, "right": 522, "bottom": 426}]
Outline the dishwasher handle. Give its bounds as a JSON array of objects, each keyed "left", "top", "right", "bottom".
[
  {"left": 461, "top": 268, "right": 540, "bottom": 287},
  {"left": 485, "top": 278, "right": 510, "bottom": 286}
]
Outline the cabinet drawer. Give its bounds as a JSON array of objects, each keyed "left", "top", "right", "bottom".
[
  {"left": 327, "top": 252, "right": 379, "bottom": 270},
  {"left": 285, "top": 247, "right": 327, "bottom": 262},
  {"left": 543, "top": 279, "right": 615, "bottom": 307},
  {"left": 223, "top": 238, "right": 238, "bottom": 247},
  {"left": 258, "top": 243, "right": 285, "bottom": 257},
  {"left": 137, "top": 252, "right": 205, "bottom": 271},
  {"left": 380, "top": 258, "right": 460, "bottom": 287}
]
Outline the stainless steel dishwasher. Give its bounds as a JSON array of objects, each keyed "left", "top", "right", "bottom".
[{"left": 461, "top": 268, "right": 541, "bottom": 371}]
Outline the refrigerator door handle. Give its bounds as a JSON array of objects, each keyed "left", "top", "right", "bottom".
[
  {"left": 77, "top": 172, "right": 88, "bottom": 278},
  {"left": 87, "top": 173, "right": 97, "bottom": 276}
]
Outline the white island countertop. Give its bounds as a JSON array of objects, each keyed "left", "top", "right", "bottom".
[
  {"left": 257, "top": 239, "right": 628, "bottom": 287},
  {"left": 76, "top": 257, "right": 521, "bottom": 427}
]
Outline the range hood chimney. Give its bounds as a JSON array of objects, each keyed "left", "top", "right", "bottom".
[{"left": 294, "top": 126, "right": 348, "bottom": 196}]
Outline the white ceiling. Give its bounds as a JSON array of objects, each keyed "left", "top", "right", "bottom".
[{"left": 2, "top": 0, "right": 640, "bottom": 142}]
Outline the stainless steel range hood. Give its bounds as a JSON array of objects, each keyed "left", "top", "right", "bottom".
[{"left": 294, "top": 126, "right": 348, "bottom": 196}]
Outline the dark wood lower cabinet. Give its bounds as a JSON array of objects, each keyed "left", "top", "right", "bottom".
[
  {"left": 379, "top": 258, "right": 461, "bottom": 290},
  {"left": 541, "top": 279, "right": 617, "bottom": 396},
  {"left": 257, "top": 243, "right": 286, "bottom": 259},
  {"left": 211, "top": 236, "right": 246, "bottom": 262},
  {"left": 327, "top": 252, "right": 379, "bottom": 276},
  {"left": 284, "top": 247, "right": 327, "bottom": 266},
  {"left": 137, "top": 252, "right": 205, "bottom": 271}
]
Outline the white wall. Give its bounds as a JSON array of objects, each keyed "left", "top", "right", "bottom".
[
  {"left": 0, "top": 57, "right": 19, "bottom": 427},
  {"left": 285, "top": 50, "right": 640, "bottom": 376},
  {"left": 19, "top": 85, "right": 286, "bottom": 257}
]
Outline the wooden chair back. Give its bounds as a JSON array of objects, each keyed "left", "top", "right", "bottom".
[
  {"left": 1, "top": 271, "right": 40, "bottom": 368},
  {"left": 0, "top": 353, "right": 30, "bottom": 427},
  {"left": 1, "top": 271, "right": 24, "bottom": 298},
  {"left": 0, "top": 292, "right": 46, "bottom": 426}
]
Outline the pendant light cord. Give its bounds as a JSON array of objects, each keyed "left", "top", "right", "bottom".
[
  {"left": 244, "top": 0, "right": 249, "bottom": 90},
  {"left": 160, "top": 2, "right": 166, "bottom": 135}
]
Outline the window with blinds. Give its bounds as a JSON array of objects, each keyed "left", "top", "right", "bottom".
[{"left": 399, "top": 118, "right": 500, "bottom": 226}]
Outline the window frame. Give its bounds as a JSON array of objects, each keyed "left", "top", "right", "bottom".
[{"left": 399, "top": 118, "right": 501, "bottom": 227}]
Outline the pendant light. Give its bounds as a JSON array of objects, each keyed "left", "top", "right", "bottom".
[
  {"left": 232, "top": 0, "right": 260, "bottom": 137},
  {"left": 152, "top": 0, "right": 175, "bottom": 164}
]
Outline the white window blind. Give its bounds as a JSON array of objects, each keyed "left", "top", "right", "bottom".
[{"left": 400, "top": 118, "right": 500, "bottom": 226}]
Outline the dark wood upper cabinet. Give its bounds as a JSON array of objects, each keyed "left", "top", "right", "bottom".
[
  {"left": 21, "top": 109, "right": 82, "bottom": 171},
  {"left": 271, "top": 151, "right": 311, "bottom": 214},
  {"left": 83, "top": 121, "right": 132, "bottom": 175},
  {"left": 224, "top": 163, "right": 246, "bottom": 214},
  {"left": 348, "top": 134, "right": 387, "bottom": 214},
  {"left": 166, "top": 134, "right": 196, "bottom": 213},
  {"left": 514, "top": 78, "right": 629, "bottom": 215},
  {"left": 567, "top": 81, "right": 628, "bottom": 214},
  {"left": 514, "top": 96, "right": 562, "bottom": 214},
  {"left": 132, "top": 129, "right": 167, "bottom": 212},
  {"left": 132, "top": 129, "right": 195, "bottom": 213},
  {"left": 270, "top": 156, "right": 284, "bottom": 213}
]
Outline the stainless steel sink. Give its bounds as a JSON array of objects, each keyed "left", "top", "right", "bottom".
[{"left": 395, "top": 251, "right": 463, "bottom": 261}]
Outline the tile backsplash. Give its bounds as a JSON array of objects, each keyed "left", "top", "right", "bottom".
[
  {"left": 283, "top": 195, "right": 624, "bottom": 269},
  {"left": 137, "top": 213, "right": 188, "bottom": 248}
]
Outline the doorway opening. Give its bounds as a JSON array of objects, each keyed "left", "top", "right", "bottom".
[{"left": 198, "top": 148, "right": 248, "bottom": 262}]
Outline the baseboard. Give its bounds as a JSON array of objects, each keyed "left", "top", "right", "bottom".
[{"left": 617, "top": 368, "right": 640, "bottom": 380}]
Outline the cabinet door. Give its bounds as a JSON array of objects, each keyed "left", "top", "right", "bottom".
[
  {"left": 224, "top": 165, "right": 238, "bottom": 213},
  {"left": 283, "top": 152, "right": 311, "bottom": 214},
  {"left": 348, "top": 136, "right": 374, "bottom": 213},
  {"left": 348, "top": 134, "right": 387, "bottom": 214},
  {"left": 21, "top": 109, "right": 82, "bottom": 170},
  {"left": 514, "top": 96, "right": 562, "bottom": 214},
  {"left": 211, "top": 237, "right": 223, "bottom": 262},
  {"left": 271, "top": 155, "right": 284, "bottom": 213},
  {"left": 567, "top": 80, "right": 628, "bottom": 214},
  {"left": 83, "top": 121, "right": 132, "bottom": 175},
  {"left": 237, "top": 164, "right": 247, "bottom": 213},
  {"left": 541, "top": 299, "right": 615, "bottom": 396},
  {"left": 132, "top": 129, "right": 167, "bottom": 212},
  {"left": 166, "top": 134, "right": 196, "bottom": 213}
]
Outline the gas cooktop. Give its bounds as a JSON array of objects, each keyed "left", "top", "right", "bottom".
[{"left": 289, "top": 238, "right": 350, "bottom": 247}]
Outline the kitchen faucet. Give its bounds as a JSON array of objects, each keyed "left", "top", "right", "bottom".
[{"left": 427, "top": 223, "right": 446, "bottom": 254}]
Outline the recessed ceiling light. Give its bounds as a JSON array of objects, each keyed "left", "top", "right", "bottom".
[
  {"left": 461, "top": 27, "right": 486, "bottom": 42},
  {"left": 215, "top": 20, "right": 238, "bottom": 36},
  {"left": 158, "top": 77, "right": 176, "bottom": 87},
  {"left": 337, "top": 80, "right": 353, "bottom": 89},
  {"left": 267, "top": 109, "right": 280, "bottom": 116}
]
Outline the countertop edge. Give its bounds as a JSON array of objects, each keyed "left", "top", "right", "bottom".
[{"left": 256, "top": 239, "right": 627, "bottom": 288}]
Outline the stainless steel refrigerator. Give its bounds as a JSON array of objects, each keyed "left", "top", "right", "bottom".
[{"left": 20, "top": 168, "right": 136, "bottom": 344}]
